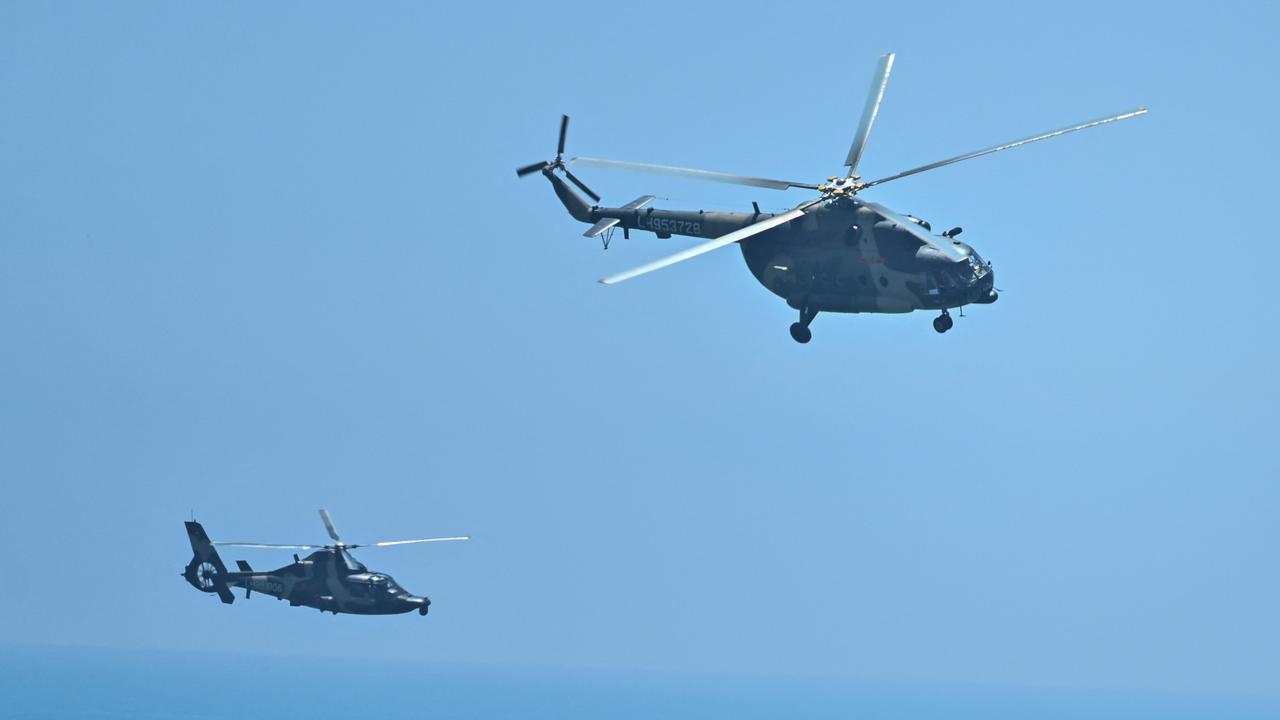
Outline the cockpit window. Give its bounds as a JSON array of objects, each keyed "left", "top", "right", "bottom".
[
  {"left": 969, "top": 256, "right": 989, "bottom": 281},
  {"left": 933, "top": 257, "right": 989, "bottom": 291}
]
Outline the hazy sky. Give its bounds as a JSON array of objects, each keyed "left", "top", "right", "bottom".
[{"left": 1, "top": 0, "right": 1277, "bottom": 701}]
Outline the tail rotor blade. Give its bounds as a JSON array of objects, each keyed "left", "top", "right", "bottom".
[
  {"left": 563, "top": 167, "right": 602, "bottom": 203},
  {"left": 516, "top": 160, "right": 550, "bottom": 177},
  {"left": 557, "top": 115, "right": 569, "bottom": 158}
]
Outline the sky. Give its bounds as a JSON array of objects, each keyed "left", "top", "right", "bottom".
[{"left": 1, "top": 0, "right": 1278, "bottom": 714}]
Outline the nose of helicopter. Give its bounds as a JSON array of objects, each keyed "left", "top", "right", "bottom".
[
  {"left": 973, "top": 266, "right": 998, "bottom": 304},
  {"left": 409, "top": 596, "right": 431, "bottom": 616}
]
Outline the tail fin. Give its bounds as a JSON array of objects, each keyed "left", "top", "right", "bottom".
[
  {"left": 516, "top": 114, "right": 601, "bottom": 224},
  {"left": 546, "top": 170, "right": 594, "bottom": 223},
  {"left": 182, "top": 521, "right": 235, "bottom": 604}
]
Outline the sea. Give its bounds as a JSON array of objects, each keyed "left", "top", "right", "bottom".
[{"left": 2, "top": 645, "right": 1277, "bottom": 719}]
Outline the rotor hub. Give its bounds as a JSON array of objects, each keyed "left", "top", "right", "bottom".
[{"left": 816, "top": 175, "right": 865, "bottom": 198}]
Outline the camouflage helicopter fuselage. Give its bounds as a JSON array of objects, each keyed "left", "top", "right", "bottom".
[
  {"left": 521, "top": 54, "right": 1143, "bottom": 342},
  {"left": 546, "top": 169, "right": 998, "bottom": 316},
  {"left": 182, "top": 521, "right": 432, "bottom": 616}
]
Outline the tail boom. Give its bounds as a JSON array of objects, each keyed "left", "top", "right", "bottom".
[{"left": 543, "top": 170, "right": 766, "bottom": 241}]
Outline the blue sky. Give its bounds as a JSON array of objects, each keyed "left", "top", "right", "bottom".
[{"left": 1, "top": 0, "right": 1277, "bottom": 708}]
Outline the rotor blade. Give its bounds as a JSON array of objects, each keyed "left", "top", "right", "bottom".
[
  {"left": 562, "top": 167, "right": 602, "bottom": 202},
  {"left": 361, "top": 536, "right": 472, "bottom": 548},
  {"left": 558, "top": 115, "right": 569, "bottom": 157},
  {"left": 516, "top": 160, "right": 550, "bottom": 177},
  {"left": 861, "top": 200, "right": 967, "bottom": 262},
  {"left": 860, "top": 107, "right": 1148, "bottom": 189},
  {"left": 570, "top": 157, "right": 819, "bottom": 191},
  {"left": 600, "top": 203, "right": 817, "bottom": 285},
  {"left": 845, "top": 52, "right": 895, "bottom": 175},
  {"left": 213, "top": 542, "right": 324, "bottom": 550},
  {"left": 319, "top": 509, "right": 342, "bottom": 544}
]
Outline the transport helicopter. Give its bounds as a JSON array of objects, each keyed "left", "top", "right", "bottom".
[
  {"left": 517, "top": 53, "right": 1146, "bottom": 342},
  {"left": 181, "top": 510, "right": 468, "bottom": 616}
]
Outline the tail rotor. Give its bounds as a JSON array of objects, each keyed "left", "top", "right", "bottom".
[
  {"left": 195, "top": 561, "right": 219, "bottom": 591},
  {"left": 182, "top": 520, "right": 235, "bottom": 604},
  {"left": 516, "top": 115, "right": 601, "bottom": 202}
]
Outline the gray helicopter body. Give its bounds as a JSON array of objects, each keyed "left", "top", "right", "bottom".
[
  {"left": 182, "top": 513, "right": 467, "bottom": 617},
  {"left": 519, "top": 52, "right": 1143, "bottom": 342},
  {"left": 547, "top": 170, "right": 997, "bottom": 317},
  {"left": 737, "top": 201, "right": 995, "bottom": 315}
]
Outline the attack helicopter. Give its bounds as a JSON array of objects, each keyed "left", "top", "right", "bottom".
[
  {"left": 517, "top": 53, "right": 1146, "bottom": 342},
  {"left": 181, "top": 510, "right": 468, "bottom": 616}
]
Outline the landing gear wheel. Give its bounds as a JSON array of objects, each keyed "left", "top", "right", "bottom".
[
  {"left": 789, "top": 322, "right": 812, "bottom": 344},
  {"left": 790, "top": 304, "right": 818, "bottom": 344},
  {"left": 933, "top": 312, "right": 954, "bottom": 334}
]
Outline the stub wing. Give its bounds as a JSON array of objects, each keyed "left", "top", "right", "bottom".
[{"left": 584, "top": 195, "right": 656, "bottom": 238}]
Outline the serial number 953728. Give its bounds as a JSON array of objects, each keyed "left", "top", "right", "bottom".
[{"left": 637, "top": 216, "right": 702, "bottom": 235}]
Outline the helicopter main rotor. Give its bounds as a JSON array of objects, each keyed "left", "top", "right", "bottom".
[
  {"left": 517, "top": 52, "right": 1146, "bottom": 287},
  {"left": 213, "top": 509, "right": 470, "bottom": 552},
  {"left": 570, "top": 105, "right": 1146, "bottom": 198}
]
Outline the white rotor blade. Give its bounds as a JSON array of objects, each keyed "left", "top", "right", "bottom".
[
  {"left": 213, "top": 542, "right": 324, "bottom": 550},
  {"left": 845, "top": 52, "right": 895, "bottom": 175},
  {"left": 861, "top": 107, "right": 1148, "bottom": 188},
  {"left": 318, "top": 509, "right": 342, "bottom": 544},
  {"left": 600, "top": 204, "right": 815, "bottom": 285},
  {"left": 861, "top": 201, "right": 969, "bottom": 262},
  {"left": 369, "top": 536, "right": 471, "bottom": 547},
  {"left": 570, "top": 157, "right": 818, "bottom": 191}
]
